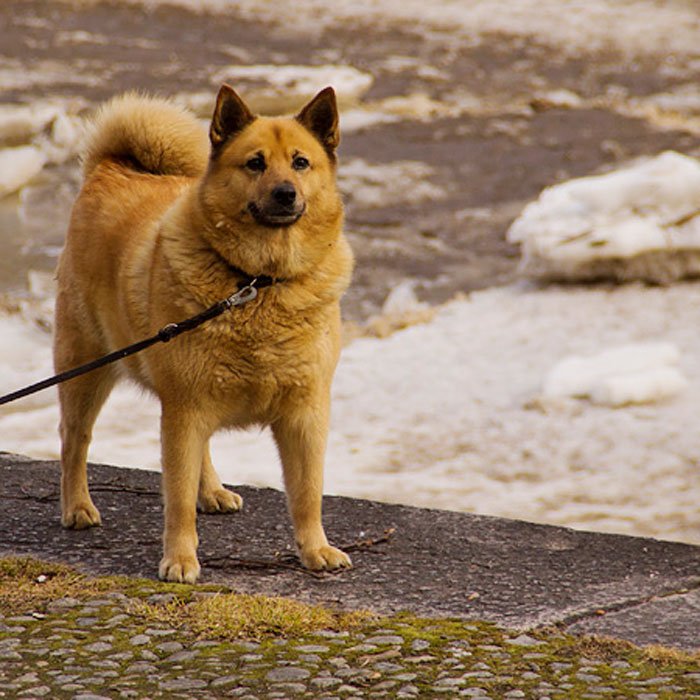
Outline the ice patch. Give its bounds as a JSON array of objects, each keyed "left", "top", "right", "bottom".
[
  {"left": 340, "top": 108, "right": 402, "bottom": 133},
  {"left": 2, "top": 282, "right": 700, "bottom": 543},
  {"left": 0, "top": 101, "right": 86, "bottom": 198},
  {"left": 542, "top": 342, "right": 687, "bottom": 407},
  {"left": 359, "top": 281, "right": 435, "bottom": 338},
  {"left": 0, "top": 146, "right": 47, "bottom": 198},
  {"left": 0, "top": 60, "right": 104, "bottom": 92},
  {"left": 210, "top": 64, "right": 373, "bottom": 114},
  {"left": 638, "top": 84, "right": 700, "bottom": 117},
  {"left": 328, "top": 90, "right": 481, "bottom": 133},
  {"left": 530, "top": 88, "right": 584, "bottom": 111},
  {"left": 381, "top": 280, "right": 429, "bottom": 316},
  {"left": 339, "top": 158, "right": 447, "bottom": 208},
  {"left": 0, "top": 104, "right": 65, "bottom": 146},
  {"left": 0, "top": 312, "right": 54, "bottom": 411},
  {"left": 125, "top": 0, "right": 700, "bottom": 55},
  {"left": 507, "top": 151, "right": 700, "bottom": 283},
  {"left": 35, "top": 111, "right": 84, "bottom": 166}
]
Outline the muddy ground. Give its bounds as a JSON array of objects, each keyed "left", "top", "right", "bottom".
[{"left": 2, "top": 1, "right": 700, "bottom": 319}]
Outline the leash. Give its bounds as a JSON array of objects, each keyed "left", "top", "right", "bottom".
[{"left": 0, "top": 276, "right": 273, "bottom": 407}]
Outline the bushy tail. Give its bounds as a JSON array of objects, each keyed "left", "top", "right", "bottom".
[{"left": 81, "top": 93, "right": 210, "bottom": 178}]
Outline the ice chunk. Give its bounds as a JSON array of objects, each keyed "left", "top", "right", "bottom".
[
  {"left": 0, "top": 146, "right": 47, "bottom": 197},
  {"left": 530, "top": 89, "right": 583, "bottom": 111},
  {"left": 543, "top": 342, "right": 687, "bottom": 407},
  {"left": 381, "top": 280, "right": 428, "bottom": 316},
  {"left": 508, "top": 151, "right": 700, "bottom": 283},
  {"left": 0, "top": 104, "right": 61, "bottom": 146},
  {"left": 339, "top": 158, "right": 446, "bottom": 208},
  {"left": 211, "top": 64, "right": 373, "bottom": 114},
  {"left": 37, "top": 111, "right": 84, "bottom": 165}
]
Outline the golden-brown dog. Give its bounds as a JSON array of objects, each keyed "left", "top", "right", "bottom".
[{"left": 54, "top": 85, "right": 354, "bottom": 583}]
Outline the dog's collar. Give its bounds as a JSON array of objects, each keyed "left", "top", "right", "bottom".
[
  {"left": 206, "top": 230, "right": 284, "bottom": 291},
  {"left": 227, "top": 263, "right": 281, "bottom": 291}
]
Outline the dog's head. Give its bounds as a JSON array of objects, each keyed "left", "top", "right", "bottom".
[{"left": 199, "top": 85, "right": 344, "bottom": 279}]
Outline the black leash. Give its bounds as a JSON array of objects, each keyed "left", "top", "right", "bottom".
[{"left": 0, "top": 276, "right": 273, "bottom": 407}]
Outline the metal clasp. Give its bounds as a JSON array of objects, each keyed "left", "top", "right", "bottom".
[{"left": 225, "top": 280, "right": 259, "bottom": 308}]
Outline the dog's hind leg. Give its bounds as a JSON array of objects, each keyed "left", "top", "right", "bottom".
[
  {"left": 197, "top": 441, "right": 243, "bottom": 513},
  {"left": 55, "top": 288, "right": 117, "bottom": 529}
]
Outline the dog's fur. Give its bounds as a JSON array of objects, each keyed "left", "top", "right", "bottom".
[{"left": 54, "top": 85, "right": 354, "bottom": 583}]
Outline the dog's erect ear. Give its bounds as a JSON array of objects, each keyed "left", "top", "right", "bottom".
[
  {"left": 296, "top": 87, "right": 339, "bottom": 154},
  {"left": 210, "top": 84, "right": 255, "bottom": 149}
]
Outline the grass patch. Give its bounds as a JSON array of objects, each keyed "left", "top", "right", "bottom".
[
  {"left": 1, "top": 554, "right": 697, "bottom": 683},
  {"left": 0, "top": 555, "right": 371, "bottom": 641},
  {"left": 130, "top": 591, "right": 373, "bottom": 641},
  {"left": 0, "top": 556, "right": 129, "bottom": 613},
  {"left": 641, "top": 642, "right": 700, "bottom": 666},
  {"left": 570, "top": 632, "right": 638, "bottom": 660},
  {"left": 567, "top": 631, "right": 700, "bottom": 666}
]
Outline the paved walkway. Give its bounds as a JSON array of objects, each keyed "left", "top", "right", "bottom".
[
  {"left": 2, "top": 581, "right": 699, "bottom": 699},
  {"left": 1, "top": 453, "right": 700, "bottom": 698},
  {"left": 2, "top": 452, "right": 699, "bottom": 652}
]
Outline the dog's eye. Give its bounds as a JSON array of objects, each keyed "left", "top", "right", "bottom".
[
  {"left": 245, "top": 155, "right": 266, "bottom": 172},
  {"left": 292, "top": 155, "right": 310, "bottom": 171}
]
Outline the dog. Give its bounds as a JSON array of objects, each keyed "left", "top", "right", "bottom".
[{"left": 54, "top": 84, "right": 354, "bottom": 583}]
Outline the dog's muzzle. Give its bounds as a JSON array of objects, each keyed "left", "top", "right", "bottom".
[{"left": 249, "top": 182, "right": 305, "bottom": 227}]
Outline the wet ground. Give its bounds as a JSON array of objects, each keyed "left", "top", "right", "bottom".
[{"left": 2, "top": 1, "right": 700, "bottom": 319}]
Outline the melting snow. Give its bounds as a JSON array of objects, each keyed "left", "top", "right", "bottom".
[
  {"left": 542, "top": 342, "right": 687, "bottom": 407},
  {"left": 210, "top": 64, "right": 373, "bottom": 113},
  {"left": 508, "top": 152, "right": 700, "bottom": 283},
  {"left": 0, "top": 146, "right": 47, "bottom": 198},
  {"left": 1, "top": 282, "right": 699, "bottom": 544}
]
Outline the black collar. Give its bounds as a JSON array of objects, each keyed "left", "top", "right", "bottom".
[
  {"left": 208, "top": 242, "right": 283, "bottom": 291},
  {"left": 227, "top": 263, "right": 279, "bottom": 291}
]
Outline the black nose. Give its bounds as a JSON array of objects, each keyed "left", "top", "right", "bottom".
[{"left": 272, "top": 182, "right": 296, "bottom": 207}]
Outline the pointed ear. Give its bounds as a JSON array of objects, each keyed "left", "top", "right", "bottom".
[
  {"left": 296, "top": 87, "right": 339, "bottom": 154},
  {"left": 210, "top": 84, "right": 255, "bottom": 149}
]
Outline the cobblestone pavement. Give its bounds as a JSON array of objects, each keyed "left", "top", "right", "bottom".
[{"left": 1, "top": 582, "right": 699, "bottom": 700}]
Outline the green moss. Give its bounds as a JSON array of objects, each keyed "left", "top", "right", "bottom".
[{"left": 1, "top": 555, "right": 698, "bottom": 700}]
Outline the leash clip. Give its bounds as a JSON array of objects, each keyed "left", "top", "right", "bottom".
[{"left": 225, "top": 279, "right": 259, "bottom": 308}]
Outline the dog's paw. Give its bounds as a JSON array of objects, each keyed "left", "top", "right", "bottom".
[
  {"left": 158, "top": 554, "right": 201, "bottom": 584},
  {"left": 300, "top": 545, "right": 352, "bottom": 571},
  {"left": 198, "top": 488, "right": 243, "bottom": 514},
  {"left": 61, "top": 502, "right": 102, "bottom": 529}
]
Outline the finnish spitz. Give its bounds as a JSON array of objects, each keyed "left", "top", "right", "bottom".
[{"left": 54, "top": 85, "right": 354, "bottom": 582}]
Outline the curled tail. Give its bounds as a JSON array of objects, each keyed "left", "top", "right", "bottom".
[{"left": 82, "top": 93, "right": 210, "bottom": 178}]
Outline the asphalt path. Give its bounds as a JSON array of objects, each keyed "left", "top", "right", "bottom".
[{"left": 2, "top": 453, "right": 699, "bottom": 650}]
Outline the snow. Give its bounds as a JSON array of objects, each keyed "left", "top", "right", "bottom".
[
  {"left": 339, "top": 158, "right": 447, "bottom": 208},
  {"left": 210, "top": 64, "right": 373, "bottom": 113},
  {"left": 0, "top": 104, "right": 61, "bottom": 145},
  {"left": 2, "top": 281, "right": 699, "bottom": 545},
  {"left": 0, "top": 146, "right": 47, "bottom": 198},
  {"left": 542, "top": 342, "right": 687, "bottom": 407},
  {"left": 36, "top": 111, "right": 84, "bottom": 166},
  {"left": 380, "top": 280, "right": 429, "bottom": 316},
  {"left": 507, "top": 152, "right": 700, "bottom": 283},
  {"left": 0, "top": 101, "right": 86, "bottom": 197},
  {"left": 122, "top": 0, "right": 700, "bottom": 56}
]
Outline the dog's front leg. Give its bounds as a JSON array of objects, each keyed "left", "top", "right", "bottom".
[
  {"left": 159, "top": 405, "right": 208, "bottom": 583},
  {"left": 272, "top": 397, "right": 351, "bottom": 571}
]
